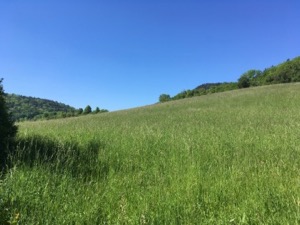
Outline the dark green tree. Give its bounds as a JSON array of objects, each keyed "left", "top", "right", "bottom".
[
  {"left": 77, "top": 108, "right": 83, "bottom": 115},
  {"left": 0, "top": 79, "right": 18, "bottom": 169},
  {"left": 83, "top": 105, "right": 92, "bottom": 114},
  {"left": 237, "top": 75, "right": 250, "bottom": 88},
  {"left": 159, "top": 94, "right": 171, "bottom": 103},
  {"left": 94, "top": 107, "right": 100, "bottom": 113},
  {"left": 238, "top": 70, "right": 262, "bottom": 88}
]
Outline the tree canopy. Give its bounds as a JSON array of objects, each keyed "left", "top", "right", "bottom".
[
  {"left": 5, "top": 94, "right": 78, "bottom": 121},
  {"left": 0, "top": 79, "right": 18, "bottom": 169},
  {"left": 84, "top": 105, "right": 92, "bottom": 114},
  {"left": 159, "top": 94, "right": 171, "bottom": 103},
  {"left": 159, "top": 56, "right": 300, "bottom": 102},
  {"left": 5, "top": 94, "right": 109, "bottom": 121}
]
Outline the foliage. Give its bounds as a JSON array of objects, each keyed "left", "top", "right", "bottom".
[
  {"left": 83, "top": 105, "right": 92, "bottom": 114},
  {"left": 5, "top": 94, "right": 78, "bottom": 121},
  {"left": 0, "top": 79, "right": 17, "bottom": 169},
  {"left": 2, "top": 83, "right": 300, "bottom": 224},
  {"left": 5, "top": 94, "right": 108, "bottom": 121},
  {"left": 161, "top": 56, "right": 300, "bottom": 102},
  {"left": 78, "top": 108, "right": 83, "bottom": 115},
  {"left": 237, "top": 74, "right": 250, "bottom": 88},
  {"left": 93, "top": 107, "right": 108, "bottom": 114},
  {"left": 159, "top": 94, "right": 171, "bottom": 103},
  {"left": 168, "top": 82, "right": 238, "bottom": 101},
  {"left": 261, "top": 57, "right": 300, "bottom": 84},
  {"left": 237, "top": 57, "right": 300, "bottom": 88},
  {"left": 237, "top": 70, "right": 263, "bottom": 88},
  {"left": 94, "top": 107, "right": 100, "bottom": 113}
]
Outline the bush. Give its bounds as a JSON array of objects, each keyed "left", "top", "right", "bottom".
[
  {"left": 159, "top": 94, "right": 171, "bottom": 103},
  {"left": 237, "top": 75, "right": 251, "bottom": 88},
  {"left": 0, "top": 79, "right": 17, "bottom": 169}
]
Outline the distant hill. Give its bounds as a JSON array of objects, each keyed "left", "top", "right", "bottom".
[
  {"left": 5, "top": 94, "right": 78, "bottom": 121},
  {"left": 160, "top": 56, "right": 300, "bottom": 102}
]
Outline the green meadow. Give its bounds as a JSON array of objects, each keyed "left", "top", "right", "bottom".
[{"left": 1, "top": 83, "right": 300, "bottom": 224}]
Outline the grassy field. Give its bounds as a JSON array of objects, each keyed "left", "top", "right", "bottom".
[{"left": 1, "top": 83, "right": 300, "bottom": 224}]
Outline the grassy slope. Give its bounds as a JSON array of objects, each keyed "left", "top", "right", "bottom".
[{"left": 1, "top": 83, "right": 300, "bottom": 224}]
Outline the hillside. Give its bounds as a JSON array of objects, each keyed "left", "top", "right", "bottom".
[
  {"left": 2, "top": 83, "right": 300, "bottom": 224},
  {"left": 5, "top": 94, "right": 78, "bottom": 121},
  {"left": 162, "top": 56, "right": 300, "bottom": 101}
]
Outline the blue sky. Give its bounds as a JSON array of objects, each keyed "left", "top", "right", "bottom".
[{"left": 1, "top": 0, "right": 299, "bottom": 111}]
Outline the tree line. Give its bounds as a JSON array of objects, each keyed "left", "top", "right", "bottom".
[
  {"left": 5, "top": 94, "right": 108, "bottom": 121},
  {"left": 159, "top": 56, "right": 300, "bottom": 102}
]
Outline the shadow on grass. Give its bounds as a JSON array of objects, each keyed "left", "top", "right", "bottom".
[{"left": 9, "top": 135, "right": 110, "bottom": 181}]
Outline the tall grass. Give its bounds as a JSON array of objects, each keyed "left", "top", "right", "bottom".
[{"left": 1, "top": 83, "right": 300, "bottom": 224}]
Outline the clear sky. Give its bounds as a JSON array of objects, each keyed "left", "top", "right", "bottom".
[{"left": 1, "top": 0, "right": 299, "bottom": 111}]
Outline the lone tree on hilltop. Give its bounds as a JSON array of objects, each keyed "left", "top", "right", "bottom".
[{"left": 0, "top": 78, "right": 17, "bottom": 169}]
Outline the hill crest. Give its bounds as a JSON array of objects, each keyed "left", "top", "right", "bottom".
[{"left": 5, "top": 94, "right": 78, "bottom": 121}]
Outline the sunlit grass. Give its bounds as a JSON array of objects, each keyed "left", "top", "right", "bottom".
[{"left": 1, "top": 83, "right": 300, "bottom": 224}]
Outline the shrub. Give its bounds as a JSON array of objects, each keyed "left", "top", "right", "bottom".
[{"left": 159, "top": 94, "right": 171, "bottom": 103}]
